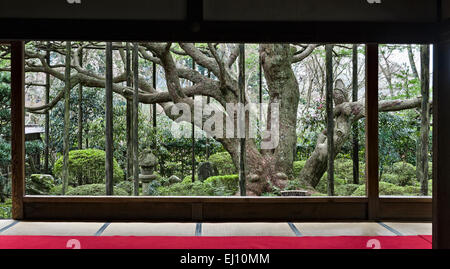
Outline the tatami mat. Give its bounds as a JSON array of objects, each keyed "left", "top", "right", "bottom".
[
  {"left": 0, "top": 221, "right": 104, "bottom": 236},
  {"left": 0, "top": 220, "right": 432, "bottom": 237},
  {"left": 293, "top": 222, "right": 396, "bottom": 236},
  {"left": 383, "top": 222, "right": 432, "bottom": 235},
  {"left": 202, "top": 222, "right": 296, "bottom": 237},
  {"left": 101, "top": 222, "right": 197, "bottom": 236}
]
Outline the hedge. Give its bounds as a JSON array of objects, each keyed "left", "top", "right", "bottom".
[
  {"left": 208, "top": 152, "right": 237, "bottom": 175},
  {"left": 53, "top": 149, "right": 124, "bottom": 186},
  {"left": 65, "top": 184, "right": 128, "bottom": 196},
  {"left": 204, "top": 174, "right": 239, "bottom": 195}
]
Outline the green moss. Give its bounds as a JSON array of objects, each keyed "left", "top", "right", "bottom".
[
  {"left": 208, "top": 152, "right": 237, "bottom": 175},
  {"left": 65, "top": 184, "right": 128, "bottom": 196},
  {"left": 284, "top": 176, "right": 315, "bottom": 193},
  {"left": 352, "top": 182, "right": 417, "bottom": 196},
  {"left": 25, "top": 174, "right": 55, "bottom": 195},
  {"left": 334, "top": 158, "right": 365, "bottom": 184},
  {"left": 0, "top": 199, "right": 12, "bottom": 219},
  {"left": 49, "top": 184, "right": 74, "bottom": 195},
  {"left": 115, "top": 181, "right": 134, "bottom": 195},
  {"left": 310, "top": 193, "right": 327, "bottom": 197},
  {"left": 182, "top": 175, "right": 198, "bottom": 183},
  {"left": 156, "top": 181, "right": 216, "bottom": 196},
  {"left": 293, "top": 161, "right": 306, "bottom": 178},
  {"left": 315, "top": 173, "right": 346, "bottom": 194},
  {"left": 53, "top": 149, "right": 124, "bottom": 186},
  {"left": 204, "top": 174, "right": 239, "bottom": 195},
  {"left": 384, "top": 162, "right": 416, "bottom": 186},
  {"left": 335, "top": 184, "right": 360, "bottom": 196}
]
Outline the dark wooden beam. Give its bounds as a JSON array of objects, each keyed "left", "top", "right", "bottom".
[
  {"left": 44, "top": 43, "right": 50, "bottom": 174},
  {"left": 365, "top": 44, "right": 379, "bottom": 220},
  {"left": 152, "top": 61, "right": 157, "bottom": 148},
  {"left": 238, "top": 43, "right": 246, "bottom": 196},
  {"left": 77, "top": 49, "right": 83, "bottom": 150},
  {"left": 325, "top": 44, "right": 334, "bottom": 196},
  {"left": 433, "top": 30, "right": 450, "bottom": 249},
  {"left": 20, "top": 195, "right": 431, "bottom": 222},
  {"left": 132, "top": 42, "right": 139, "bottom": 196},
  {"left": 11, "top": 41, "right": 25, "bottom": 220},
  {"left": 191, "top": 58, "right": 196, "bottom": 182},
  {"left": 126, "top": 42, "right": 133, "bottom": 181},
  {"left": 105, "top": 42, "right": 114, "bottom": 196}
]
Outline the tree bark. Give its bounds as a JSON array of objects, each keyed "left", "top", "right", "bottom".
[
  {"left": 260, "top": 44, "right": 299, "bottom": 177},
  {"left": 408, "top": 45, "right": 420, "bottom": 80},
  {"left": 325, "top": 44, "right": 335, "bottom": 196},
  {"left": 62, "top": 42, "right": 71, "bottom": 195},
  {"left": 418, "top": 44, "right": 430, "bottom": 196},
  {"left": 352, "top": 44, "right": 360, "bottom": 184},
  {"left": 299, "top": 97, "right": 423, "bottom": 188}
]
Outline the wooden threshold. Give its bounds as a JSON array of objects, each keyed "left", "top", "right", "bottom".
[{"left": 20, "top": 196, "right": 431, "bottom": 222}]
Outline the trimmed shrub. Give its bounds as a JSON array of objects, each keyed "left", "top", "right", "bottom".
[
  {"left": 381, "top": 173, "right": 400, "bottom": 185},
  {"left": 315, "top": 173, "right": 345, "bottom": 194},
  {"left": 293, "top": 161, "right": 306, "bottom": 178},
  {"left": 115, "top": 181, "right": 134, "bottom": 195},
  {"left": 208, "top": 152, "right": 237, "bottom": 175},
  {"left": 66, "top": 184, "right": 128, "bottom": 196},
  {"left": 384, "top": 162, "right": 416, "bottom": 186},
  {"left": 335, "top": 184, "right": 360, "bottom": 196},
  {"left": 204, "top": 174, "right": 239, "bottom": 195},
  {"left": 156, "top": 181, "right": 216, "bottom": 196},
  {"left": 182, "top": 175, "right": 199, "bottom": 183},
  {"left": 0, "top": 198, "right": 12, "bottom": 219},
  {"left": 352, "top": 182, "right": 414, "bottom": 196},
  {"left": 53, "top": 149, "right": 124, "bottom": 186},
  {"left": 49, "top": 184, "right": 74, "bottom": 195},
  {"left": 334, "top": 158, "right": 366, "bottom": 184},
  {"left": 402, "top": 185, "right": 421, "bottom": 196}
]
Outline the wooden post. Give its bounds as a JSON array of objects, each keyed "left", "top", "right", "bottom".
[
  {"left": 132, "top": 43, "right": 140, "bottom": 196},
  {"left": 44, "top": 44, "right": 50, "bottom": 174},
  {"left": 238, "top": 44, "right": 246, "bottom": 196},
  {"left": 191, "top": 58, "right": 196, "bottom": 182},
  {"left": 365, "top": 44, "right": 379, "bottom": 220},
  {"left": 352, "top": 44, "right": 360, "bottom": 185},
  {"left": 126, "top": 42, "right": 133, "bottom": 181},
  {"left": 152, "top": 61, "right": 157, "bottom": 148},
  {"left": 77, "top": 49, "right": 83, "bottom": 150},
  {"left": 325, "top": 44, "right": 334, "bottom": 196},
  {"left": 61, "top": 41, "right": 71, "bottom": 195},
  {"left": 11, "top": 41, "right": 25, "bottom": 220},
  {"left": 206, "top": 70, "right": 211, "bottom": 160},
  {"left": 433, "top": 38, "right": 450, "bottom": 249},
  {"left": 105, "top": 42, "right": 114, "bottom": 196}
]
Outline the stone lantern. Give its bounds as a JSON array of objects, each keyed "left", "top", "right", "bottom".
[{"left": 139, "top": 150, "right": 158, "bottom": 196}]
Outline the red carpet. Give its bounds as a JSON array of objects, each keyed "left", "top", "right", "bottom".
[{"left": 0, "top": 235, "right": 432, "bottom": 249}]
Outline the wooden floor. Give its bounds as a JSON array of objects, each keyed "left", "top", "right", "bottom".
[{"left": 0, "top": 220, "right": 431, "bottom": 237}]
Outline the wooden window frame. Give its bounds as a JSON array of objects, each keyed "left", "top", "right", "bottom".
[{"left": 6, "top": 40, "right": 431, "bottom": 222}]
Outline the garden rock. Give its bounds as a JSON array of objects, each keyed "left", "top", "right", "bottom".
[{"left": 198, "top": 162, "right": 218, "bottom": 182}]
